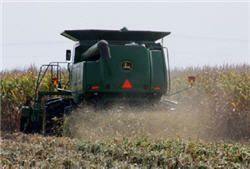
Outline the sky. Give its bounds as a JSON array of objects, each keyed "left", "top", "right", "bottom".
[{"left": 1, "top": 1, "right": 249, "bottom": 70}]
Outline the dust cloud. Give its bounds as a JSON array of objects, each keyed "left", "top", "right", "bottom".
[{"left": 65, "top": 95, "right": 214, "bottom": 141}]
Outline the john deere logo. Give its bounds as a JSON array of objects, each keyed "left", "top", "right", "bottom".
[{"left": 121, "top": 61, "right": 133, "bottom": 71}]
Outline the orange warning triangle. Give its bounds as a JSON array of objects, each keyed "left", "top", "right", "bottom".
[{"left": 122, "top": 79, "right": 132, "bottom": 89}]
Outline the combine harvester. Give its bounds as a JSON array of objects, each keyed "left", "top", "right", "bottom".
[{"left": 20, "top": 28, "right": 195, "bottom": 135}]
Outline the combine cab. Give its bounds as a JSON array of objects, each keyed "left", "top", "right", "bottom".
[{"left": 20, "top": 28, "right": 175, "bottom": 135}]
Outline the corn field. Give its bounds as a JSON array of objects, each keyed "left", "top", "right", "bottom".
[
  {"left": 1, "top": 64, "right": 249, "bottom": 139},
  {"left": 170, "top": 64, "right": 250, "bottom": 140},
  {"left": 0, "top": 66, "right": 69, "bottom": 131},
  {"left": 0, "top": 64, "right": 250, "bottom": 168}
]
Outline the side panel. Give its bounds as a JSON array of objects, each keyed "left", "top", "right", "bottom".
[
  {"left": 150, "top": 50, "right": 167, "bottom": 94},
  {"left": 71, "top": 62, "right": 84, "bottom": 102},
  {"left": 85, "top": 61, "right": 101, "bottom": 88}
]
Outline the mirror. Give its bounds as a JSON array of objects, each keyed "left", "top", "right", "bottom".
[{"left": 66, "top": 50, "right": 71, "bottom": 61}]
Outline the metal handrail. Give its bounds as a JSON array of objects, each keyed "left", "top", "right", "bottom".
[{"left": 34, "top": 62, "right": 69, "bottom": 102}]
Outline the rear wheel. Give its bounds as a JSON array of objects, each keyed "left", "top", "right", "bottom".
[{"left": 44, "top": 98, "right": 75, "bottom": 136}]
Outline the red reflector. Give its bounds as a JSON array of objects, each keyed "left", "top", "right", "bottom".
[
  {"left": 90, "top": 85, "right": 99, "bottom": 90},
  {"left": 154, "top": 86, "right": 161, "bottom": 91},
  {"left": 121, "top": 79, "right": 132, "bottom": 89}
]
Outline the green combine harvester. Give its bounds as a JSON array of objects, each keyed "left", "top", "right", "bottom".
[{"left": 20, "top": 28, "right": 195, "bottom": 135}]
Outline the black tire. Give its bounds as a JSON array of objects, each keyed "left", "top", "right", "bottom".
[{"left": 44, "top": 98, "right": 75, "bottom": 136}]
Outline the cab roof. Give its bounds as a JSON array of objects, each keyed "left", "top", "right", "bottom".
[{"left": 61, "top": 29, "right": 170, "bottom": 42}]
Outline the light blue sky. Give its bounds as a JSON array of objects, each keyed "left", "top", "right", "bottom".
[{"left": 1, "top": 1, "right": 249, "bottom": 70}]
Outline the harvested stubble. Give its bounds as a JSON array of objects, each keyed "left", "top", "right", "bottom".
[{"left": 0, "top": 132, "right": 249, "bottom": 168}]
